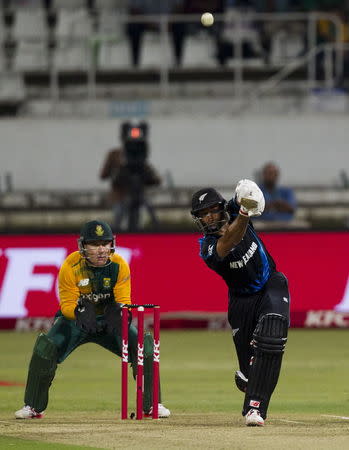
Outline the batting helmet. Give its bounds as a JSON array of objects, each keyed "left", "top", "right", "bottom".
[
  {"left": 78, "top": 220, "right": 115, "bottom": 261},
  {"left": 191, "top": 188, "right": 228, "bottom": 234}
]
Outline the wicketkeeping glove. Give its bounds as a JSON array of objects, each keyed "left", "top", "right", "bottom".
[
  {"left": 103, "top": 301, "right": 122, "bottom": 335},
  {"left": 75, "top": 297, "right": 97, "bottom": 334},
  {"left": 235, "top": 179, "right": 265, "bottom": 217}
]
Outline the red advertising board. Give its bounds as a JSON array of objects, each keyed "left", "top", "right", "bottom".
[{"left": 0, "top": 232, "right": 348, "bottom": 329}]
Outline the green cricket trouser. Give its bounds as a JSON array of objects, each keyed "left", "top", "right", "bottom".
[
  {"left": 47, "top": 312, "right": 138, "bottom": 364},
  {"left": 25, "top": 312, "right": 156, "bottom": 413}
]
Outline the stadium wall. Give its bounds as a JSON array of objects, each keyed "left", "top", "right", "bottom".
[
  {"left": 0, "top": 116, "right": 348, "bottom": 189},
  {"left": 0, "top": 232, "right": 348, "bottom": 330}
]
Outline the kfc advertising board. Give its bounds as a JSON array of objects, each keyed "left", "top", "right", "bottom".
[{"left": 0, "top": 232, "right": 348, "bottom": 329}]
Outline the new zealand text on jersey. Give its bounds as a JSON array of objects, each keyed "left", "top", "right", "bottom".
[{"left": 229, "top": 242, "right": 258, "bottom": 269}]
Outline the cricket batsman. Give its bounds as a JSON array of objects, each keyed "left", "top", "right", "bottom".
[
  {"left": 191, "top": 180, "right": 290, "bottom": 426},
  {"left": 15, "top": 220, "right": 170, "bottom": 419}
]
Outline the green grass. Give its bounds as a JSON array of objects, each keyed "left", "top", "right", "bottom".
[
  {"left": 0, "top": 436, "right": 99, "bottom": 449},
  {"left": 1, "top": 329, "right": 349, "bottom": 414},
  {"left": 1, "top": 329, "right": 349, "bottom": 449}
]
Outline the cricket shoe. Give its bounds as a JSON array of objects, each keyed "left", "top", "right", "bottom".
[
  {"left": 144, "top": 403, "right": 171, "bottom": 418},
  {"left": 245, "top": 408, "right": 264, "bottom": 427},
  {"left": 15, "top": 405, "right": 44, "bottom": 419}
]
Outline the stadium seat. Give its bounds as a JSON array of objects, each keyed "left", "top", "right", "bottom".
[
  {"left": 12, "top": 8, "right": 47, "bottom": 40},
  {"left": 270, "top": 29, "right": 305, "bottom": 64},
  {"left": 0, "top": 52, "right": 4, "bottom": 73},
  {"left": 0, "top": 14, "right": 4, "bottom": 43},
  {"left": 54, "top": 42, "right": 91, "bottom": 70},
  {"left": 140, "top": 32, "right": 172, "bottom": 68},
  {"left": 54, "top": 8, "right": 93, "bottom": 70},
  {"left": 12, "top": 8, "right": 49, "bottom": 71},
  {"left": 96, "top": 38, "right": 130, "bottom": 69},
  {"left": 97, "top": 8, "right": 124, "bottom": 35},
  {"left": 182, "top": 33, "right": 216, "bottom": 68},
  {"left": 56, "top": 8, "right": 93, "bottom": 39},
  {"left": 94, "top": 9, "right": 129, "bottom": 68},
  {"left": 95, "top": 0, "right": 127, "bottom": 9},
  {"left": 50, "top": 0, "right": 87, "bottom": 10},
  {"left": 10, "top": 0, "right": 42, "bottom": 8},
  {"left": 0, "top": 72, "right": 26, "bottom": 101},
  {"left": 13, "top": 41, "right": 49, "bottom": 71}
]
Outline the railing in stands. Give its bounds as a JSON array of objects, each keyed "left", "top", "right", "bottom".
[
  {"left": 0, "top": 10, "right": 344, "bottom": 104},
  {"left": 232, "top": 41, "right": 348, "bottom": 114},
  {"left": 78, "top": 11, "right": 343, "bottom": 100}
]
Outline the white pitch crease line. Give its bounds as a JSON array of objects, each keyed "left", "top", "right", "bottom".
[
  {"left": 321, "top": 415, "right": 349, "bottom": 420},
  {"left": 276, "top": 419, "right": 307, "bottom": 424}
]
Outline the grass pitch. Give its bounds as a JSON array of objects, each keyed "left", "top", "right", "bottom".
[{"left": 1, "top": 329, "right": 349, "bottom": 449}]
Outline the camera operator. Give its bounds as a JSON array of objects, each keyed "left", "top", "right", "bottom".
[{"left": 100, "top": 121, "right": 161, "bottom": 232}]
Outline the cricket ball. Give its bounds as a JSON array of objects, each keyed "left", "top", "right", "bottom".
[{"left": 201, "top": 12, "right": 214, "bottom": 27}]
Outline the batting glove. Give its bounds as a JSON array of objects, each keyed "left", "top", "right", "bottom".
[{"left": 235, "top": 179, "right": 265, "bottom": 217}]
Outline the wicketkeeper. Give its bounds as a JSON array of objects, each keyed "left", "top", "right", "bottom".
[
  {"left": 191, "top": 180, "right": 290, "bottom": 426},
  {"left": 15, "top": 220, "right": 170, "bottom": 419}
]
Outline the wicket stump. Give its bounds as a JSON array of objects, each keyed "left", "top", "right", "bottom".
[{"left": 121, "top": 304, "right": 160, "bottom": 420}]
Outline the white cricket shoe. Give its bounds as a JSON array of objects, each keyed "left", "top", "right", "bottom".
[
  {"left": 245, "top": 408, "right": 264, "bottom": 426},
  {"left": 15, "top": 405, "right": 44, "bottom": 419},
  {"left": 144, "top": 403, "right": 171, "bottom": 418}
]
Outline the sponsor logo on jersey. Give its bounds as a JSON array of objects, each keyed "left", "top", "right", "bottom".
[
  {"left": 78, "top": 278, "right": 90, "bottom": 287},
  {"left": 283, "top": 297, "right": 288, "bottom": 303},
  {"left": 103, "top": 278, "right": 111, "bottom": 288},
  {"left": 208, "top": 244, "right": 214, "bottom": 256},
  {"left": 81, "top": 292, "right": 111, "bottom": 304},
  {"left": 229, "top": 241, "right": 258, "bottom": 269}
]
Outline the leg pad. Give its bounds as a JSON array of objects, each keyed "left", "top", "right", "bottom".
[
  {"left": 252, "top": 313, "right": 288, "bottom": 354},
  {"left": 24, "top": 333, "right": 58, "bottom": 413},
  {"left": 243, "top": 314, "right": 288, "bottom": 419}
]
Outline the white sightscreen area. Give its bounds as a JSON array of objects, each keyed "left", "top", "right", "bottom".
[{"left": 0, "top": 115, "right": 348, "bottom": 190}]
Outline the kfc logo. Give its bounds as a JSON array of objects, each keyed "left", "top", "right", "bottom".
[
  {"left": 0, "top": 245, "right": 133, "bottom": 318},
  {"left": 335, "top": 274, "right": 349, "bottom": 312},
  {"left": 0, "top": 233, "right": 348, "bottom": 326},
  {"left": 0, "top": 248, "right": 67, "bottom": 317},
  {"left": 305, "top": 310, "right": 349, "bottom": 328}
]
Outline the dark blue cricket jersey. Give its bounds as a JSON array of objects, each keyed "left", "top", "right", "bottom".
[{"left": 199, "top": 198, "right": 276, "bottom": 297}]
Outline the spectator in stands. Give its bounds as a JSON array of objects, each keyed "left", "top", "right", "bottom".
[
  {"left": 257, "top": 162, "right": 297, "bottom": 221},
  {"left": 249, "top": 0, "right": 295, "bottom": 65},
  {"left": 100, "top": 122, "right": 162, "bottom": 232},
  {"left": 295, "top": 1, "right": 346, "bottom": 69},
  {"left": 216, "top": 1, "right": 265, "bottom": 65},
  {"left": 126, "top": 0, "right": 227, "bottom": 67},
  {"left": 312, "top": 4, "right": 349, "bottom": 84},
  {"left": 125, "top": 0, "right": 184, "bottom": 67}
]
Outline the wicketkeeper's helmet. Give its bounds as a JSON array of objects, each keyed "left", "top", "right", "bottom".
[
  {"left": 78, "top": 220, "right": 115, "bottom": 259},
  {"left": 191, "top": 188, "right": 229, "bottom": 234}
]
